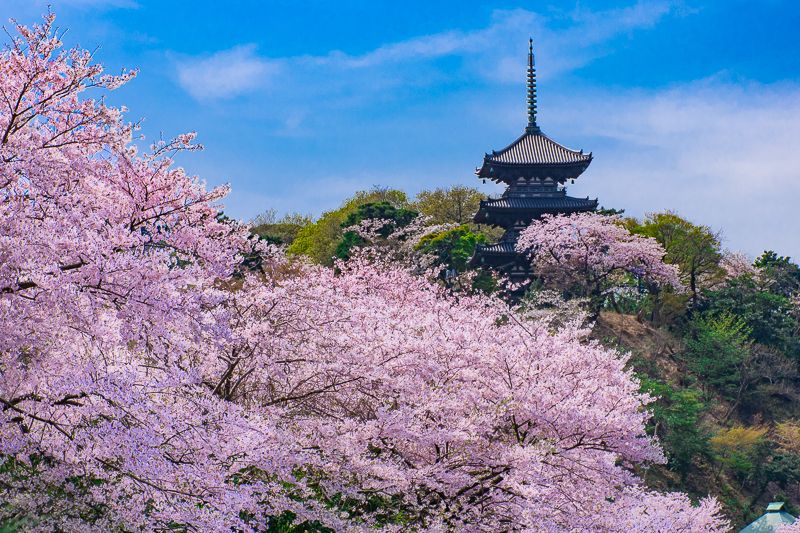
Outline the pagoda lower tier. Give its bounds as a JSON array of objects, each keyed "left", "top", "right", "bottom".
[
  {"left": 470, "top": 227, "right": 531, "bottom": 277},
  {"left": 470, "top": 191, "right": 598, "bottom": 279}
]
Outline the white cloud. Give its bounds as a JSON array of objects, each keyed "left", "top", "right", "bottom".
[
  {"left": 176, "top": 2, "right": 678, "bottom": 102},
  {"left": 313, "top": 2, "right": 675, "bottom": 76},
  {"left": 176, "top": 45, "right": 280, "bottom": 101},
  {"left": 327, "top": 29, "right": 489, "bottom": 69},
  {"left": 544, "top": 78, "right": 800, "bottom": 257}
]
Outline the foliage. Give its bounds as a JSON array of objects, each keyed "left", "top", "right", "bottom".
[
  {"left": 627, "top": 211, "right": 724, "bottom": 307},
  {"left": 754, "top": 251, "right": 800, "bottom": 298},
  {"left": 710, "top": 426, "right": 800, "bottom": 510},
  {"left": 334, "top": 201, "right": 418, "bottom": 260},
  {"left": 684, "top": 313, "right": 752, "bottom": 402},
  {"left": 288, "top": 189, "right": 409, "bottom": 264},
  {"left": 709, "top": 426, "right": 768, "bottom": 479},
  {"left": 776, "top": 421, "right": 800, "bottom": 455},
  {"left": 640, "top": 378, "right": 709, "bottom": 477},
  {"left": 333, "top": 230, "right": 366, "bottom": 261},
  {"left": 412, "top": 185, "right": 484, "bottom": 225},
  {"left": 415, "top": 225, "right": 487, "bottom": 272},
  {"left": 341, "top": 202, "right": 418, "bottom": 234},
  {"left": 517, "top": 213, "right": 682, "bottom": 315},
  {"left": 471, "top": 269, "right": 499, "bottom": 294},
  {"left": 596, "top": 206, "right": 626, "bottom": 216},
  {"left": 704, "top": 261, "right": 800, "bottom": 359},
  {"left": 251, "top": 210, "right": 312, "bottom": 245}
]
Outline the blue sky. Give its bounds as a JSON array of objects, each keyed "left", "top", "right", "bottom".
[{"left": 3, "top": 0, "right": 799, "bottom": 257}]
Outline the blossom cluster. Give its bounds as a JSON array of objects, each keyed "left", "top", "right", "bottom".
[
  {"left": 720, "top": 249, "right": 756, "bottom": 279},
  {"left": 516, "top": 213, "right": 682, "bottom": 310},
  {"left": 0, "top": 15, "right": 729, "bottom": 532}
]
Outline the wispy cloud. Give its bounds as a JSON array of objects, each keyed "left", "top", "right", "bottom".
[
  {"left": 174, "top": 2, "right": 678, "bottom": 103},
  {"left": 312, "top": 2, "right": 676, "bottom": 77},
  {"left": 323, "top": 29, "right": 490, "bottom": 69},
  {"left": 175, "top": 45, "right": 280, "bottom": 101},
  {"left": 543, "top": 78, "right": 800, "bottom": 257}
]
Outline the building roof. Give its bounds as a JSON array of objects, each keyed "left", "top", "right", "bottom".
[
  {"left": 474, "top": 195, "right": 597, "bottom": 225},
  {"left": 476, "top": 130, "right": 593, "bottom": 181},
  {"left": 476, "top": 242, "right": 516, "bottom": 254},
  {"left": 479, "top": 195, "right": 598, "bottom": 210},
  {"left": 739, "top": 502, "right": 796, "bottom": 533},
  {"left": 485, "top": 130, "right": 592, "bottom": 166}
]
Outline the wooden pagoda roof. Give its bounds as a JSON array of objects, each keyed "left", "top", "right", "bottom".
[
  {"left": 478, "top": 195, "right": 598, "bottom": 211},
  {"left": 474, "top": 195, "right": 597, "bottom": 225},
  {"left": 486, "top": 130, "right": 591, "bottom": 166},
  {"left": 475, "top": 242, "right": 516, "bottom": 254},
  {"left": 476, "top": 129, "right": 593, "bottom": 182}
]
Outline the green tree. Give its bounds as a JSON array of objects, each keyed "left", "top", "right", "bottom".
[
  {"left": 640, "top": 378, "right": 709, "bottom": 479},
  {"left": 754, "top": 251, "right": 800, "bottom": 298},
  {"left": 705, "top": 276, "right": 799, "bottom": 357},
  {"left": 251, "top": 210, "right": 312, "bottom": 245},
  {"left": 703, "top": 253, "right": 800, "bottom": 360},
  {"left": 709, "top": 426, "right": 768, "bottom": 481},
  {"left": 412, "top": 186, "right": 484, "bottom": 225},
  {"left": 288, "top": 189, "right": 409, "bottom": 265},
  {"left": 628, "top": 212, "right": 724, "bottom": 308},
  {"left": 684, "top": 313, "right": 752, "bottom": 406},
  {"left": 415, "top": 225, "right": 488, "bottom": 272},
  {"left": 334, "top": 202, "right": 418, "bottom": 260}
]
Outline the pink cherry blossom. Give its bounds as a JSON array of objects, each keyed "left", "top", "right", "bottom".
[
  {"left": 720, "top": 249, "right": 756, "bottom": 279},
  {"left": 778, "top": 520, "right": 800, "bottom": 532},
  {"left": 0, "top": 14, "right": 728, "bottom": 532},
  {"left": 516, "top": 213, "right": 682, "bottom": 311}
]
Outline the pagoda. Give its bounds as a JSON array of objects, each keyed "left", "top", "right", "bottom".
[{"left": 471, "top": 39, "right": 598, "bottom": 280}]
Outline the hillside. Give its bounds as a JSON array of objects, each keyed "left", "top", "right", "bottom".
[{"left": 595, "top": 312, "right": 800, "bottom": 529}]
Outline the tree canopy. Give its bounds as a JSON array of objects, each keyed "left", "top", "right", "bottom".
[
  {"left": 412, "top": 185, "right": 484, "bottom": 225},
  {"left": 517, "top": 213, "right": 683, "bottom": 314},
  {"left": 287, "top": 188, "right": 409, "bottom": 265},
  {"left": 0, "top": 15, "right": 730, "bottom": 532},
  {"left": 627, "top": 212, "right": 725, "bottom": 307}
]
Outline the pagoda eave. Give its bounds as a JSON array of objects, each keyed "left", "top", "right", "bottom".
[
  {"left": 474, "top": 198, "right": 599, "bottom": 225},
  {"left": 476, "top": 158, "right": 592, "bottom": 183},
  {"left": 468, "top": 246, "right": 532, "bottom": 278}
]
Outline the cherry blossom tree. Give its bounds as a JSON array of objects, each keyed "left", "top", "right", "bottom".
[
  {"left": 0, "top": 14, "right": 728, "bottom": 532},
  {"left": 215, "top": 256, "right": 728, "bottom": 531},
  {"left": 0, "top": 14, "right": 297, "bottom": 531},
  {"left": 720, "top": 250, "right": 756, "bottom": 279},
  {"left": 516, "top": 213, "right": 683, "bottom": 314},
  {"left": 778, "top": 520, "right": 800, "bottom": 532}
]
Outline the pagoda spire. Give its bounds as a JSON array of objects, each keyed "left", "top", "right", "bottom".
[{"left": 526, "top": 37, "right": 539, "bottom": 133}]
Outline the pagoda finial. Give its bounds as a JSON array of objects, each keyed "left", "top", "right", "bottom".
[{"left": 526, "top": 37, "right": 539, "bottom": 133}]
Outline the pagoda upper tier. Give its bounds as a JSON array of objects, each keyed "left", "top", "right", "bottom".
[{"left": 476, "top": 129, "right": 592, "bottom": 183}]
